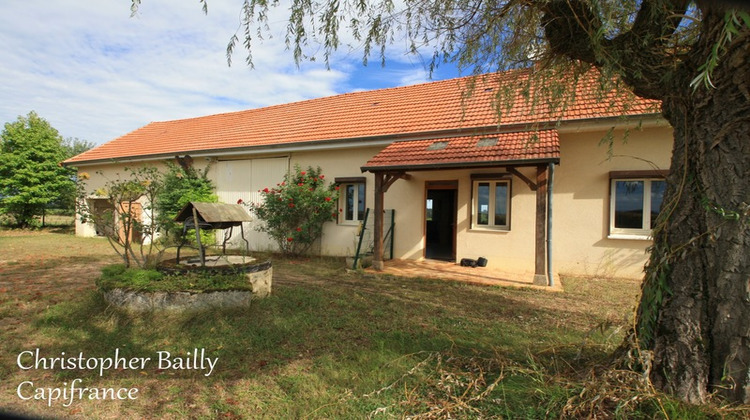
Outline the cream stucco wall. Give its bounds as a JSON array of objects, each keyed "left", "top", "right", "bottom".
[
  {"left": 551, "top": 125, "right": 673, "bottom": 278},
  {"left": 292, "top": 124, "right": 673, "bottom": 280},
  {"left": 345, "top": 166, "right": 543, "bottom": 277},
  {"left": 290, "top": 146, "right": 381, "bottom": 256},
  {"left": 75, "top": 123, "right": 672, "bottom": 280}
]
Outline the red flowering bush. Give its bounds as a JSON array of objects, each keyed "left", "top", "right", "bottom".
[{"left": 250, "top": 165, "right": 338, "bottom": 256}]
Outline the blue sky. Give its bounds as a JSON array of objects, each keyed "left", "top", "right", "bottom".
[{"left": 0, "top": 0, "right": 460, "bottom": 145}]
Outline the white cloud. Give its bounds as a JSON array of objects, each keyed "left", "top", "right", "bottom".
[{"left": 0, "top": 0, "right": 457, "bottom": 145}]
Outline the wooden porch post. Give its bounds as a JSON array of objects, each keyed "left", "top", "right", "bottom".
[
  {"left": 533, "top": 165, "right": 549, "bottom": 286},
  {"left": 373, "top": 172, "right": 385, "bottom": 271},
  {"left": 371, "top": 171, "right": 409, "bottom": 271}
]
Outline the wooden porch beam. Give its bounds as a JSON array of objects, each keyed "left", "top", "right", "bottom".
[
  {"left": 507, "top": 167, "right": 537, "bottom": 191},
  {"left": 382, "top": 171, "right": 410, "bottom": 192}
]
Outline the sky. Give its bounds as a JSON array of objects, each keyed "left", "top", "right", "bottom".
[{"left": 0, "top": 0, "right": 460, "bottom": 145}]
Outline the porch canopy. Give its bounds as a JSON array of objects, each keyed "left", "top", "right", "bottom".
[{"left": 360, "top": 130, "right": 560, "bottom": 286}]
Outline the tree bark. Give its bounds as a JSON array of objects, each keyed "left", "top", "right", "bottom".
[{"left": 638, "top": 16, "right": 750, "bottom": 403}]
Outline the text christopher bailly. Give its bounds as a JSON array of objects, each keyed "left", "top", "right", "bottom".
[{"left": 16, "top": 348, "right": 218, "bottom": 407}]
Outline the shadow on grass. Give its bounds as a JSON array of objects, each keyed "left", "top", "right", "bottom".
[
  {"left": 29, "top": 292, "right": 156, "bottom": 381},
  {"left": 8, "top": 255, "right": 733, "bottom": 418},
  {"left": 46, "top": 225, "right": 75, "bottom": 234},
  {"left": 27, "top": 269, "right": 587, "bottom": 374}
]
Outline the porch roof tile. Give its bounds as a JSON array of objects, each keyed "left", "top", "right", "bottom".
[
  {"left": 65, "top": 68, "right": 659, "bottom": 165},
  {"left": 360, "top": 130, "right": 560, "bottom": 171}
]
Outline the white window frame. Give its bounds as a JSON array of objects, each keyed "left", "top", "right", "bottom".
[
  {"left": 471, "top": 179, "right": 511, "bottom": 231},
  {"left": 336, "top": 179, "right": 366, "bottom": 225},
  {"left": 609, "top": 176, "right": 666, "bottom": 239}
]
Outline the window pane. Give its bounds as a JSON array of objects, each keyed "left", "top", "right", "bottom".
[
  {"left": 650, "top": 180, "right": 666, "bottom": 229},
  {"left": 477, "top": 183, "right": 489, "bottom": 225},
  {"left": 357, "top": 183, "right": 365, "bottom": 221},
  {"left": 345, "top": 184, "right": 355, "bottom": 220},
  {"left": 614, "top": 180, "right": 644, "bottom": 229},
  {"left": 494, "top": 183, "right": 508, "bottom": 226}
]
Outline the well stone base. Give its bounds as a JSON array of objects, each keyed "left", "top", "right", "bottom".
[
  {"left": 103, "top": 288, "right": 252, "bottom": 312},
  {"left": 103, "top": 260, "right": 272, "bottom": 312}
]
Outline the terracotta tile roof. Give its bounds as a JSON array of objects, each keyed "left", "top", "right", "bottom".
[
  {"left": 361, "top": 130, "right": 560, "bottom": 171},
  {"left": 65, "top": 68, "right": 660, "bottom": 165}
]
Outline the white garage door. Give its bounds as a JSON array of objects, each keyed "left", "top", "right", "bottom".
[{"left": 213, "top": 156, "right": 289, "bottom": 251}]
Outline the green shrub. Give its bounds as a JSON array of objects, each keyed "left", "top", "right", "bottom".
[
  {"left": 154, "top": 160, "right": 218, "bottom": 246},
  {"left": 250, "top": 165, "right": 338, "bottom": 256}
]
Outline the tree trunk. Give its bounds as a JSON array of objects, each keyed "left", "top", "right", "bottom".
[{"left": 637, "top": 22, "right": 750, "bottom": 403}]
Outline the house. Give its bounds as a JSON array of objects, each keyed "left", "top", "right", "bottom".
[{"left": 64, "top": 69, "right": 672, "bottom": 285}]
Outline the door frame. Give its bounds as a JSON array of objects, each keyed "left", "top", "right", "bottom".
[{"left": 424, "top": 180, "right": 458, "bottom": 261}]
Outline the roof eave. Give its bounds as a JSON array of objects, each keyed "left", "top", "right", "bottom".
[
  {"left": 61, "top": 127, "right": 507, "bottom": 167},
  {"left": 62, "top": 113, "right": 664, "bottom": 167},
  {"left": 361, "top": 157, "right": 561, "bottom": 173}
]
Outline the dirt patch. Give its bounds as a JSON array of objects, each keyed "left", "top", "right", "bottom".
[
  {"left": 0, "top": 230, "right": 117, "bottom": 306},
  {"left": 0, "top": 260, "right": 108, "bottom": 299}
]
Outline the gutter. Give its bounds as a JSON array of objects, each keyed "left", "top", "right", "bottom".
[
  {"left": 556, "top": 114, "right": 666, "bottom": 134},
  {"left": 361, "top": 157, "right": 560, "bottom": 173}
]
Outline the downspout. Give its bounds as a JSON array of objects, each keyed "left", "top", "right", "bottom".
[{"left": 546, "top": 162, "right": 555, "bottom": 287}]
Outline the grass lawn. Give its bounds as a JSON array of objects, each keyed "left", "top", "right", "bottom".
[{"left": 0, "top": 230, "right": 745, "bottom": 419}]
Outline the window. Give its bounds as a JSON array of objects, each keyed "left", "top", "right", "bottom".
[
  {"left": 472, "top": 179, "right": 510, "bottom": 230},
  {"left": 610, "top": 177, "right": 666, "bottom": 237},
  {"left": 335, "top": 177, "right": 366, "bottom": 224}
]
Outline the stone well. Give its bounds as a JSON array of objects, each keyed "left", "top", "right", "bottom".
[{"left": 102, "top": 256, "right": 272, "bottom": 312}]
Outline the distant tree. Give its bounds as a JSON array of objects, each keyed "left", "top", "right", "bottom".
[
  {"left": 0, "top": 112, "right": 71, "bottom": 227},
  {"left": 62, "top": 137, "right": 96, "bottom": 159},
  {"left": 57, "top": 137, "right": 97, "bottom": 213}
]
